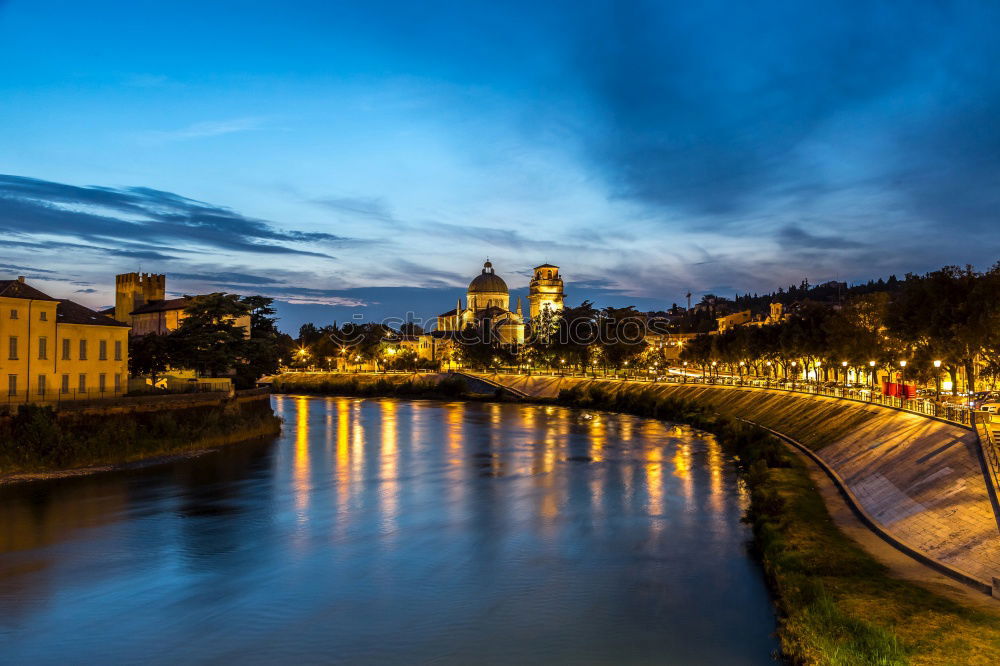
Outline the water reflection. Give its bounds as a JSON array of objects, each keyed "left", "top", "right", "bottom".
[{"left": 0, "top": 397, "right": 777, "bottom": 665}]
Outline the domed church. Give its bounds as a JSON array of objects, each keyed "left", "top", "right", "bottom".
[{"left": 436, "top": 260, "right": 526, "bottom": 344}]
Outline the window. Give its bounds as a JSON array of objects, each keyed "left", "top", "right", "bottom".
[
  {"left": 99, "top": 373, "right": 107, "bottom": 393},
  {"left": 99, "top": 340, "right": 107, "bottom": 361},
  {"left": 9, "top": 309, "right": 17, "bottom": 320},
  {"left": 7, "top": 375, "right": 16, "bottom": 396},
  {"left": 8, "top": 336, "right": 18, "bottom": 360},
  {"left": 38, "top": 336, "right": 47, "bottom": 360},
  {"left": 79, "top": 339, "right": 87, "bottom": 360},
  {"left": 62, "top": 338, "right": 71, "bottom": 360},
  {"left": 114, "top": 340, "right": 122, "bottom": 361},
  {"left": 39, "top": 311, "right": 47, "bottom": 321},
  {"left": 37, "top": 374, "right": 46, "bottom": 396},
  {"left": 61, "top": 374, "right": 69, "bottom": 394},
  {"left": 114, "top": 373, "right": 121, "bottom": 392},
  {"left": 78, "top": 374, "right": 86, "bottom": 393}
]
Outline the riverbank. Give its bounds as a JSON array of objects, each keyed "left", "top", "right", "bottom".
[{"left": 0, "top": 391, "right": 280, "bottom": 481}]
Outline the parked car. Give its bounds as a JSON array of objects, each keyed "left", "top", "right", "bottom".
[{"left": 980, "top": 402, "right": 1000, "bottom": 422}]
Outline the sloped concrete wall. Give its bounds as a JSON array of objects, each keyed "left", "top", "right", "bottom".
[{"left": 481, "top": 373, "right": 1000, "bottom": 588}]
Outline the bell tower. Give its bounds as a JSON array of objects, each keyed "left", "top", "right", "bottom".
[{"left": 528, "top": 264, "right": 565, "bottom": 319}]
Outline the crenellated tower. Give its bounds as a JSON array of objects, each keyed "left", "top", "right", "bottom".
[
  {"left": 528, "top": 264, "right": 564, "bottom": 319},
  {"left": 114, "top": 272, "right": 165, "bottom": 324}
]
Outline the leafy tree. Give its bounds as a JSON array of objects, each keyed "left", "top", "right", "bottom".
[
  {"left": 169, "top": 293, "right": 251, "bottom": 378},
  {"left": 128, "top": 333, "right": 173, "bottom": 384}
]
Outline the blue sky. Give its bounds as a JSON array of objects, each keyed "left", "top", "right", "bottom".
[{"left": 2, "top": 1, "right": 999, "bottom": 333}]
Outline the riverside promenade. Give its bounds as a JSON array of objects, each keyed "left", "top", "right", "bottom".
[{"left": 470, "top": 372, "right": 1000, "bottom": 594}]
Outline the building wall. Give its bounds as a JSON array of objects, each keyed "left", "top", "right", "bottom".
[{"left": 1, "top": 296, "right": 129, "bottom": 404}]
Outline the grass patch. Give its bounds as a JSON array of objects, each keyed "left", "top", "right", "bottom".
[
  {"left": 558, "top": 383, "right": 1000, "bottom": 665},
  {"left": 0, "top": 398, "right": 280, "bottom": 476}
]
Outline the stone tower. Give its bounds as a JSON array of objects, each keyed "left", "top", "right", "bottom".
[
  {"left": 528, "top": 264, "right": 565, "bottom": 319},
  {"left": 114, "top": 272, "right": 165, "bottom": 324}
]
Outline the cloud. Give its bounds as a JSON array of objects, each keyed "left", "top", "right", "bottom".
[
  {"left": 137, "top": 117, "right": 270, "bottom": 143},
  {"left": 0, "top": 174, "right": 356, "bottom": 259},
  {"left": 777, "top": 224, "right": 866, "bottom": 251},
  {"left": 170, "top": 271, "right": 283, "bottom": 285}
]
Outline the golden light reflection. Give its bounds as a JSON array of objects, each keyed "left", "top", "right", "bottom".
[
  {"left": 336, "top": 398, "right": 352, "bottom": 522},
  {"left": 588, "top": 414, "right": 605, "bottom": 463},
  {"left": 446, "top": 402, "right": 464, "bottom": 451},
  {"left": 672, "top": 441, "right": 693, "bottom": 503},
  {"left": 706, "top": 435, "right": 725, "bottom": 513},
  {"left": 293, "top": 396, "right": 311, "bottom": 516},
  {"left": 645, "top": 446, "right": 664, "bottom": 519},
  {"left": 351, "top": 400, "right": 365, "bottom": 484},
  {"left": 380, "top": 401, "right": 399, "bottom": 530}
]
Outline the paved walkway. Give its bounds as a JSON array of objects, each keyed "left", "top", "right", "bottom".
[{"left": 476, "top": 373, "right": 1000, "bottom": 591}]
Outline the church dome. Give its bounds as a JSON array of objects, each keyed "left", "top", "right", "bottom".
[{"left": 468, "top": 260, "right": 508, "bottom": 293}]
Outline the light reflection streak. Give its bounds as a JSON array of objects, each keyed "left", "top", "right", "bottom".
[
  {"left": 293, "top": 397, "right": 311, "bottom": 519},
  {"left": 380, "top": 401, "right": 399, "bottom": 531}
]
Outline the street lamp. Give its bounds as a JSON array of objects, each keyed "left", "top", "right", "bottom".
[
  {"left": 682, "top": 360, "right": 688, "bottom": 383},
  {"left": 899, "top": 360, "right": 907, "bottom": 398},
  {"left": 841, "top": 360, "right": 848, "bottom": 385},
  {"left": 933, "top": 359, "right": 942, "bottom": 402},
  {"left": 791, "top": 361, "right": 797, "bottom": 391}
]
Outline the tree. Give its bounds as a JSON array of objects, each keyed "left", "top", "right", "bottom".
[
  {"left": 169, "top": 293, "right": 251, "bottom": 378},
  {"left": 128, "top": 333, "right": 173, "bottom": 384}
]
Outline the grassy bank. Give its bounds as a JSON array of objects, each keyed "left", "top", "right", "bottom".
[
  {"left": 0, "top": 397, "right": 281, "bottom": 477},
  {"left": 271, "top": 374, "right": 478, "bottom": 399},
  {"left": 558, "top": 383, "right": 1000, "bottom": 665}
]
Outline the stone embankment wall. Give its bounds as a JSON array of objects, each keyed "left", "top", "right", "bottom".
[{"left": 479, "top": 373, "right": 1000, "bottom": 590}]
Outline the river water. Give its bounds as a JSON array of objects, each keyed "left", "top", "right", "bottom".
[{"left": 0, "top": 396, "right": 778, "bottom": 664}]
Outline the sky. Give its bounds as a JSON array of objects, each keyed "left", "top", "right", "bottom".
[{"left": 2, "top": 0, "right": 999, "bottom": 334}]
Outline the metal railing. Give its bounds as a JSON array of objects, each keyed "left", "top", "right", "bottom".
[
  {"left": 975, "top": 413, "right": 1000, "bottom": 493},
  {"left": 484, "top": 367, "right": 976, "bottom": 428}
]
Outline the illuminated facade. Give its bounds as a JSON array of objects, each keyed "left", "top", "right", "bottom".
[
  {"left": 527, "top": 263, "right": 565, "bottom": 319},
  {"left": 435, "top": 261, "right": 525, "bottom": 345},
  {"left": 0, "top": 277, "right": 130, "bottom": 403}
]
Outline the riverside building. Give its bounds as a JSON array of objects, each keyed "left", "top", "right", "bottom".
[{"left": 0, "top": 276, "right": 130, "bottom": 406}]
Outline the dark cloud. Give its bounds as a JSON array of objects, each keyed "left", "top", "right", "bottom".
[
  {"left": 0, "top": 175, "right": 355, "bottom": 259},
  {"left": 777, "top": 224, "right": 866, "bottom": 251},
  {"left": 570, "top": 1, "right": 1000, "bottom": 236},
  {"left": 0, "top": 263, "right": 57, "bottom": 275},
  {"left": 170, "top": 271, "right": 282, "bottom": 285}
]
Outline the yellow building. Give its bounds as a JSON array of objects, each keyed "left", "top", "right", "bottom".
[
  {"left": 1, "top": 277, "right": 130, "bottom": 405},
  {"left": 109, "top": 272, "right": 251, "bottom": 337},
  {"left": 435, "top": 261, "right": 525, "bottom": 345},
  {"left": 716, "top": 309, "right": 753, "bottom": 332}
]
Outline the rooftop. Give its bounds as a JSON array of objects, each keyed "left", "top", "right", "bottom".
[
  {"left": 0, "top": 278, "right": 58, "bottom": 301},
  {"left": 57, "top": 299, "right": 130, "bottom": 327}
]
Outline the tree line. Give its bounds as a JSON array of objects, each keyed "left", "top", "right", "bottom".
[
  {"left": 129, "top": 294, "right": 292, "bottom": 388},
  {"left": 680, "top": 265, "right": 1000, "bottom": 393}
]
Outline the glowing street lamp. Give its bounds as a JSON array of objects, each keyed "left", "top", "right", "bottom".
[
  {"left": 899, "top": 360, "right": 907, "bottom": 393},
  {"left": 933, "top": 359, "right": 942, "bottom": 401}
]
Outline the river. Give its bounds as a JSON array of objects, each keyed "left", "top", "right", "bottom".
[{"left": 0, "top": 396, "right": 779, "bottom": 664}]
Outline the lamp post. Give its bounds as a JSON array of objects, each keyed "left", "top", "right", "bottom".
[
  {"left": 711, "top": 360, "right": 717, "bottom": 382},
  {"left": 899, "top": 360, "right": 907, "bottom": 401},
  {"left": 815, "top": 361, "right": 822, "bottom": 385},
  {"left": 933, "top": 359, "right": 942, "bottom": 404},
  {"left": 739, "top": 361, "right": 745, "bottom": 383},
  {"left": 841, "top": 360, "right": 848, "bottom": 385},
  {"left": 791, "top": 361, "right": 797, "bottom": 391},
  {"left": 682, "top": 360, "right": 688, "bottom": 383},
  {"left": 869, "top": 360, "right": 876, "bottom": 394}
]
